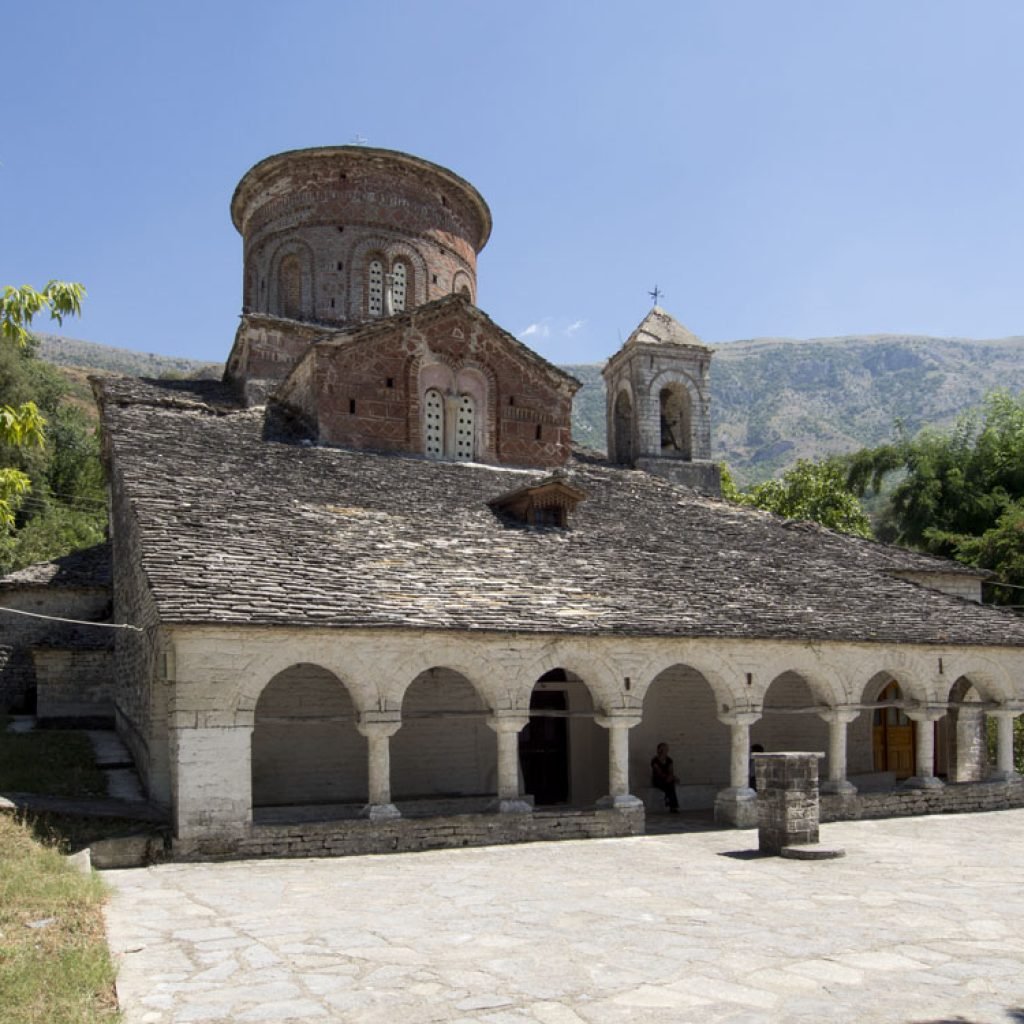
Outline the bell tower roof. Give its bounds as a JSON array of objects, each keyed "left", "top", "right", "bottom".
[{"left": 622, "top": 306, "right": 709, "bottom": 351}]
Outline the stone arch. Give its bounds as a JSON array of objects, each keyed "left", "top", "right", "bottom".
[
  {"left": 267, "top": 239, "right": 315, "bottom": 321},
  {"left": 612, "top": 388, "right": 634, "bottom": 466},
  {"left": 849, "top": 671, "right": 920, "bottom": 780},
  {"left": 658, "top": 382, "right": 693, "bottom": 459},
  {"left": 346, "top": 235, "right": 429, "bottom": 315},
  {"left": 391, "top": 667, "right": 496, "bottom": 809},
  {"left": 518, "top": 649, "right": 620, "bottom": 714},
  {"left": 632, "top": 652, "right": 745, "bottom": 712},
  {"left": 452, "top": 269, "right": 473, "bottom": 302},
  {"left": 520, "top": 667, "right": 608, "bottom": 807},
  {"left": 751, "top": 671, "right": 831, "bottom": 760},
  {"left": 940, "top": 675, "right": 989, "bottom": 782},
  {"left": 251, "top": 663, "right": 367, "bottom": 808},
  {"left": 630, "top": 664, "right": 730, "bottom": 809}
]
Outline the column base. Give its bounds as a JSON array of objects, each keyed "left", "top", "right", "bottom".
[
  {"left": 821, "top": 779, "right": 858, "bottom": 796},
  {"left": 361, "top": 803, "right": 401, "bottom": 821},
  {"left": 988, "top": 770, "right": 1022, "bottom": 783},
  {"left": 714, "top": 787, "right": 758, "bottom": 828},
  {"left": 494, "top": 799, "right": 533, "bottom": 815},
  {"left": 901, "top": 775, "right": 944, "bottom": 790},
  {"left": 596, "top": 793, "right": 644, "bottom": 811}
]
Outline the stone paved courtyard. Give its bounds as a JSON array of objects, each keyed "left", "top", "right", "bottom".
[{"left": 103, "top": 809, "right": 1024, "bottom": 1023}]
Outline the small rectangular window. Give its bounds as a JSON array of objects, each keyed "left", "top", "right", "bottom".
[
  {"left": 535, "top": 424, "right": 543, "bottom": 441},
  {"left": 432, "top": 274, "right": 438, "bottom": 284},
  {"left": 349, "top": 399, "right": 356, "bottom": 415},
  {"left": 386, "top": 377, "right": 394, "bottom": 389},
  {"left": 336, "top": 261, "right": 343, "bottom": 271}
]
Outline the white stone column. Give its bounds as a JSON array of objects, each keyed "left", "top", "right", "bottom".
[
  {"left": 713, "top": 710, "right": 761, "bottom": 827},
  {"left": 595, "top": 713, "right": 644, "bottom": 810},
  {"left": 357, "top": 712, "right": 402, "bottom": 820},
  {"left": 904, "top": 708, "right": 945, "bottom": 789},
  {"left": 817, "top": 708, "right": 859, "bottom": 795},
  {"left": 987, "top": 708, "right": 1022, "bottom": 781},
  {"left": 171, "top": 723, "right": 253, "bottom": 841},
  {"left": 486, "top": 712, "right": 532, "bottom": 813}
]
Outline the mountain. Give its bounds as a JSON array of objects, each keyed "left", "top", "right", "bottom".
[{"left": 33, "top": 332, "right": 1024, "bottom": 487}]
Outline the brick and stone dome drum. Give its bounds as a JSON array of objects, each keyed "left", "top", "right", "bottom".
[{"left": 231, "top": 146, "right": 492, "bottom": 327}]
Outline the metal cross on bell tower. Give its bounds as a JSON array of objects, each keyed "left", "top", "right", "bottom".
[{"left": 648, "top": 285, "right": 662, "bottom": 306}]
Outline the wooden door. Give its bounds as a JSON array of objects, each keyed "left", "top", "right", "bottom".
[{"left": 873, "top": 681, "right": 916, "bottom": 779}]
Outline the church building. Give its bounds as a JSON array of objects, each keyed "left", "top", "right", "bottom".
[{"left": 82, "top": 146, "right": 1024, "bottom": 859}]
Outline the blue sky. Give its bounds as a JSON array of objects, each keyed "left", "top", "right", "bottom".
[{"left": 3, "top": 1, "right": 1023, "bottom": 365}]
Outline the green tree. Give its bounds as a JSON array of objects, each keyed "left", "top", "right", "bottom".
[
  {"left": 723, "top": 457, "right": 872, "bottom": 538},
  {"left": 846, "top": 392, "right": 1024, "bottom": 596},
  {"left": 0, "top": 282, "right": 85, "bottom": 530}
]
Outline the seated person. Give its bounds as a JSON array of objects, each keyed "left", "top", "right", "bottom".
[{"left": 651, "top": 742, "right": 680, "bottom": 812}]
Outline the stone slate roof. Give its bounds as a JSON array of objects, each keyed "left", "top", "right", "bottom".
[
  {"left": 92, "top": 376, "right": 1024, "bottom": 648},
  {"left": 0, "top": 542, "right": 112, "bottom": 591}
]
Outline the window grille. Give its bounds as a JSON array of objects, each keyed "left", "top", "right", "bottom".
[
  {"left": 424, "top": 389, "right": 444, "bottom": 457},
  {"left": 368, "top": 259, "right": 384, "bottom": 315}
]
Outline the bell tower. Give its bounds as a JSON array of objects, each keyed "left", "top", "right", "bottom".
[{"left": 602, "top": 307, "right": 720, "bottom": 495}]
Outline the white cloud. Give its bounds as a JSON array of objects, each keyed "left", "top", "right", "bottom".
[
  {"left": 518, "top": 321, "right": 550, "bottom": 339},
  {"left": 565, "top": 319, "right": 585, "bottom": 336}
]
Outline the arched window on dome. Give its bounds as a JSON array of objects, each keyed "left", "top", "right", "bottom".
[
  {"left": 367, "top": 259, "right": 384, "bottom": 316},
  {"left": 391, "top": 261, "right": 408, "bottom": 313},
  {"left": 279, "top": 254, "right": 302, "bottom": 320},
  {"left": 424, "top": 388, "right": 444, "bottom": 458}
]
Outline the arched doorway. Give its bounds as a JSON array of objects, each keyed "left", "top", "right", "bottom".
[
  {"left": 520, "top": 669, "right": 606, "bottom": 806},
  {"left": 391, "top": 667, "right": 494, "bottom": 812},
  {"left": 251, "top": 664, "right": 366, "bottom": 809},
  {"left": 872, "top": 680, "right": 915, "bottom": 779},
  {"left": 942, "top": 677, "right": 987, "bottom": 782},
  {"left": 630, "top": 664, "right": 729, "bottom": 810}
]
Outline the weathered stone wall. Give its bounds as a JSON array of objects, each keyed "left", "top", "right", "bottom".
[
  {"left": 895, "top": 571, "right": 984, "bottom": 603},
  {"left": 34, "top": 649, "right": 114, "bottom": 719},
  {"left": 821, "top": 778, "right": 1024, "bottom": 821},
  {"left": 0, "top": 588, "right": 110, "bottom": 712},
  {"left": 109, "top": 461, "right": 168, "bottom": 804},
  {"left": 174, "top": 806, "right": 644, "bottom": 862}
]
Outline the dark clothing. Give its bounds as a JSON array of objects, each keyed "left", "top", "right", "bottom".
[{"left": 651, "top": 754, "right": 679, "bottom": 811}]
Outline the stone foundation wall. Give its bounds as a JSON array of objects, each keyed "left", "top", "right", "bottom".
[
  {"left": 173, "top": 806, "right": 644, "bottom": 862},
  {"left": 821, "top": 779, "right": 1024, "bottom": 821},
  {"left": 34, "top": 648, "right": 114, "bottom": 719}
]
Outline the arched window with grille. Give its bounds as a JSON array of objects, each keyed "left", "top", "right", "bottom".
[
  {"left": 424, "top": 389, "right": 444, "bottom": 458},
  {"left": 368, "top": 259, "right": 384, "bottom": 316},
  {"left": 392, "top": 261, "right": 408, "bottom": 313},
  {"left": 455, "top": 394, "right": 475, "bottom": 461}
]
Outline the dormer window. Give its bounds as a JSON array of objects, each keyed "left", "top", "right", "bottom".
[{"left": 489, "top": 475, "right": 587, "bottom": 529}]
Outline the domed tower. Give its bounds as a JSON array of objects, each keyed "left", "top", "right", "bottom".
[
  {"left": 226, "top": 146, "right": 491, "bottom": 398},
  {"left": 602, "top": 307, "right": 720, "bottom": 495}
]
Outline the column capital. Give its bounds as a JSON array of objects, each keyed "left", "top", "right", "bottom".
[
  {"left": 904, "top": 706, "right": 946, "bottom": 723},
  {"left": 817, "top": 706, "right": 860, "bottom": 725},
  {"left": 987, "top": 706, "right": 1024, "bottom": 720},
  {"left": 594, "top": 712, "right": 643, "bottom": 731},
  {"left": 357, "top": 711, "right": 402, "bottom": 739},
  {"left": 486, "top": 713, "right": 530, "bottom": 735},
  {"left": 717, "top": 710, "right": 761, "bottom": 728}
]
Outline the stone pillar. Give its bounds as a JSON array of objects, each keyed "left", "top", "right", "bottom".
[
  {"left": 754, "top": 752, "right": 825, "bottom": 854},
  {"left": 356, "top": 712, "right": 402, "bottom": 820},
  {"left": 595, "top": 713, "right": 644, "bottom": 810},
  {"left": 171, "top": 723, "right": 253, "bottom": 841},
  {"left": 987, "top": 708, "right": 1022, "bottom": 781},
  {"left": 903, "top": 708, "right": 945, "bottom": 789},
  {"left": 486, "top": 712, "right": 532, "bottom": 813},
  {"left": 714, "top": 711, "right": 761, "bottom": 827},
  {"left": 817, "top": 708, "right": 859, "bottom": 795}
]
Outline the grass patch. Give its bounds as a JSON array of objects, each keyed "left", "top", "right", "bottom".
[
  {"left": 0, "top": 726, "right": 106, "bottom": 798},
  {"left": 0, "top": 813, "right": 120, "bottom": 1023}
]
